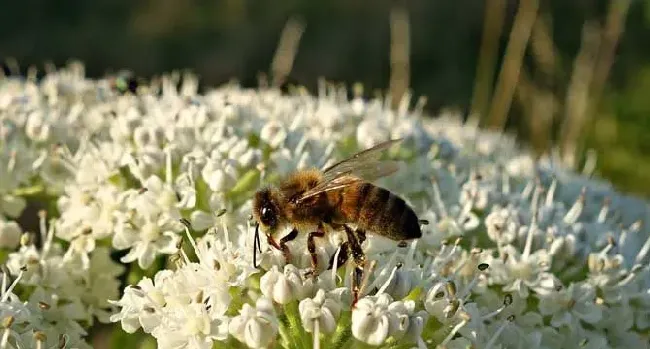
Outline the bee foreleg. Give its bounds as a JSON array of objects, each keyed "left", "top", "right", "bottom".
[
  {"left": 277, "top": 228, "right": 298, "bottom": 264},
  {"left": 304, "top": 224, "right": 326, "bottom": 279}
]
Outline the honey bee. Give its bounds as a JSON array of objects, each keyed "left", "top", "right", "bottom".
[{"left": 252, "top": 139, "right": 422, "bottom": 304}]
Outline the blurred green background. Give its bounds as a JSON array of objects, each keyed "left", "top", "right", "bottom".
[{"left": 1, "top": 0, "right": 649, "bottom": 197}]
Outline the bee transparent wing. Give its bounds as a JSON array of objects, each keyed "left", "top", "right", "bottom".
[
  {"left": 294, "top": 139, "right": 402, "bottom": 203},
  {"left": 295, "top": 163, "right": 401, "bottom": 203},
  {"left": 320, "top": 138, "right": 402, "bottom": 178},
  {"left": 294, "top": 175, "right": 364, "bottom": 203}
]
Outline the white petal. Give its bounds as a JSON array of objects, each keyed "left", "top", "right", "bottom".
[
  {"left": 573, "top": 303, "right": 602, "bottom": 324},
  {"left": 120, "top": 316, "right": 142, "bottom": 333},
  {"left": 2, "top": 195, "right": 26, "bottom": 218},
  {"left": 365, "top": 316, "right": 390, "bottom": 346},
  {"left": 137, "top": 243, "right": 156, "bottom": 269},
  {"left": 140, "top": 312, "right": 162, "bottom": 333},
  {"left": 550, "top": 311, "right": 572, "bottom": 328},
  {"left": 191, "top": 211, "right": 215, "bottom": 231}
]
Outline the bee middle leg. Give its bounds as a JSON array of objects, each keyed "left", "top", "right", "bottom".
[
  {"left": 304, "top": 223, "right": 326, "bottom": 278},
  {"left": 343, "top": 224, "right": 367, "bottom": 307}
]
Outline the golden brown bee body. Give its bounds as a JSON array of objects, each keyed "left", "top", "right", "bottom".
[
  {"left": 254, "top": 168, "right": 421, "bottom": 240},
  {"left": 252, "top": 139, "right": 421, "bottom": 306},
  {"left": 329, "top": 181, "right": 421, "bottom": 241}
]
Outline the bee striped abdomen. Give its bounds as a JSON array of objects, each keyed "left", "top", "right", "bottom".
[{"left": 342, "top": 182, "right": 421, "bottom": 241}]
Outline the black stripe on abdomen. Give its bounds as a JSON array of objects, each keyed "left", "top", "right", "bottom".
[{"left": 354, "top": 183, "right": 373, "bottom": 221}]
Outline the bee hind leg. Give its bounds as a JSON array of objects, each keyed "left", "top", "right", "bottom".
[{"left": 304, "top": 223, "right": 326, "bottom": 279}]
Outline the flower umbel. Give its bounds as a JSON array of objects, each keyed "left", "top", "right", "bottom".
[{"left": 0, "top": 64, "right": 648, "bottom": 349}]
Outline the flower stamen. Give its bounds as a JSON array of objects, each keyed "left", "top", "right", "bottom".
[
  {"left": 484, "top": 316, "right": 514, "bottom": 349},
  {"left": 0, "top": 316, "right": 13, "bottom": 349},
  {"left": 440, "top": 313, "right": 469, "bottom": 346},
  {"left": 180, "top": 219, "right": 205, "bottom": 265},
  {"left": 1, "top": 270, "right": 23, "bottom": 302},
  {"left": 431, "top": 177, "right": 448, "bottom": 218},
  {"left": 563, "top": 188, "right": 585, "bottom": 224}
]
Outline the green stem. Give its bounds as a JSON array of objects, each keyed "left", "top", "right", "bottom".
[
  {"left": 195, "top": 177, "right": 211, "bottom": 212},
  {"left": 226, "top": 287, "right": 245, "bottom": 317},
  {"left": 212, "top": 337, "right": 237, "bottom": 349},
  {"left": 278, "top": 322, "right": 293, "bottom": 349},
  {"left": 12, "top": 184, "right": 44, "bottom": 196},
  {"left": 338, "top": 337, "right": 356, "bottom": 349},
  {"left": 285, "top": 301, "right": 309, "bottom": 349},
  {"left": 383, "top": 341, "right": 416, "bottom": 349},
  {"left": 327, "top": 311, "right": 352, "bottom": 349},
  {"left": 420, "top": 316, "right": 442, "bottom": 344}
]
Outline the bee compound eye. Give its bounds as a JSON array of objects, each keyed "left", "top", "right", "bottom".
[{"left": 260, "top": 206, "right": 275, "bottom": 225}]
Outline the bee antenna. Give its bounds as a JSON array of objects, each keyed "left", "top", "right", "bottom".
[
  {"left": 253, "top": 223, "right": 263, "bottom": 268},
  {"left": 255, "top": 224, "right": 262, "bottom": 253},
  {"left": 253, "top": 223, "right": 261, "bottom": 269}
]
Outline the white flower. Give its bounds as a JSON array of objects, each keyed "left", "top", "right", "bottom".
[
  {"left": 0, "top": 218, "right": 21, "bottom": 249},
  {"left": 6, "top": 244, "right": 71, "bottom": 289},
  {"left": 260, "top": 264, "right": 313, "bottom": 304},
  {"left": 196, "top": 232, "right": 258, "bottom": 287},
  {"left": 379, "top": 267, "right": 420, "bottom": 300},
  {"left": 201, "top": 157, "right": 238, "bottom": 193},
  {"left": 298, "top": 289, "right": 341, "bottom": 334},
  {"left": 260, "top": 121, "right": 288, "bottom": 148},
  {"left": 174, "top": 171, "right": 197, "bottom": 210},
  {"left": 228, "top": 297, "right": 279, "bottom": 349},
  {"left": 69, "top": 247, "right": 126, "bottom": 324},
  {"left": 113, "top": 191, "right": 182, "bottom": 268},
  {"left": 538, "top": 282, "right": 602, "bottom": 328},
  {"left": 386, "top": 300, "right": 424, "bottom": 343},
  {"left": 351, "top": 293, "right": 415, "bottom": 345},
  {"left": 403, "top": 309, "right": 428, "bottom": 346},
  {"left": 152, "top": 303, "right": 229, "bottom": 349},
  {"left": 162, "top": 263, "right": 231, "bottom": 316},
  {"left": 351, "top": 293, "right": 392, "bottom": 345},
  {"left": 27, "top": 287, "right": 88, "bottom": 336},
  {"left": 24, "top": 110, "right": 52, "bottom": 143},
  {"left": 56, "top": 184, "right": 127, "bottom": 243},
  {"left": 424, "top": 281, "right": 462, "bottom": 322},
  {"left": 485, "top": 206, "right": 521, "bottom": 245},
  {"left": 0, "top": 194, "right": 26, "bottom": 218},
  {"left": 109, "top": 272, "right": 173, "bottom": 333},
  {"left": 500, "top": 244, "right": 557, "bottom": 298},
  {"left": 357, "top": 117, "right": 390, "bottom": 150},
  {"left": 5, "top": 63, "right": 650, "bottom": 349}
]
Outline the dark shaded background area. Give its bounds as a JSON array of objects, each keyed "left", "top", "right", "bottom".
[{"left": 1, "top": 0, "right": 649, "bottom": 196}]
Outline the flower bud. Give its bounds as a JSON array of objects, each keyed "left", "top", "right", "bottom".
[
  {"left": 260, "top": 265, "right": 312, "bottom": 304},
  {"left": 229, "top": 297, "right": 279, "bottom": 349},
  {"left": 351, "top": 294, "right": 393, "bottom": 346},
  {"left": 298, "top": 289, "right": 341, "bottom": 334},
  {"left": 0, "top": 219, "right": 21, "bottom": 249}
]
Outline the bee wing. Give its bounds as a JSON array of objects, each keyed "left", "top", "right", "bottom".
[
  {"left": 294, "top": 139, "right": 402, "bottom": 203},
  {"left": 320, "top": 138, "right": 402, "bottom": 177}
]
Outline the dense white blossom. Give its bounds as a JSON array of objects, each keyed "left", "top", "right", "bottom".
[{"left": 0, "top": 64, "right": 649, "bottom": 348}]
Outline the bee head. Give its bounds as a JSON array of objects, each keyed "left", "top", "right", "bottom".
[{"left": 253, "top": 187, "right": 284, "bottom": 232}]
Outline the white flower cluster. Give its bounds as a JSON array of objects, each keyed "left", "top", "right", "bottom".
[
  {"left": 1, "top": 63, "right": 650, "bottom": 348},
  {"left": 0, "top": 270, "right": 92, "bottom": 349}
]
